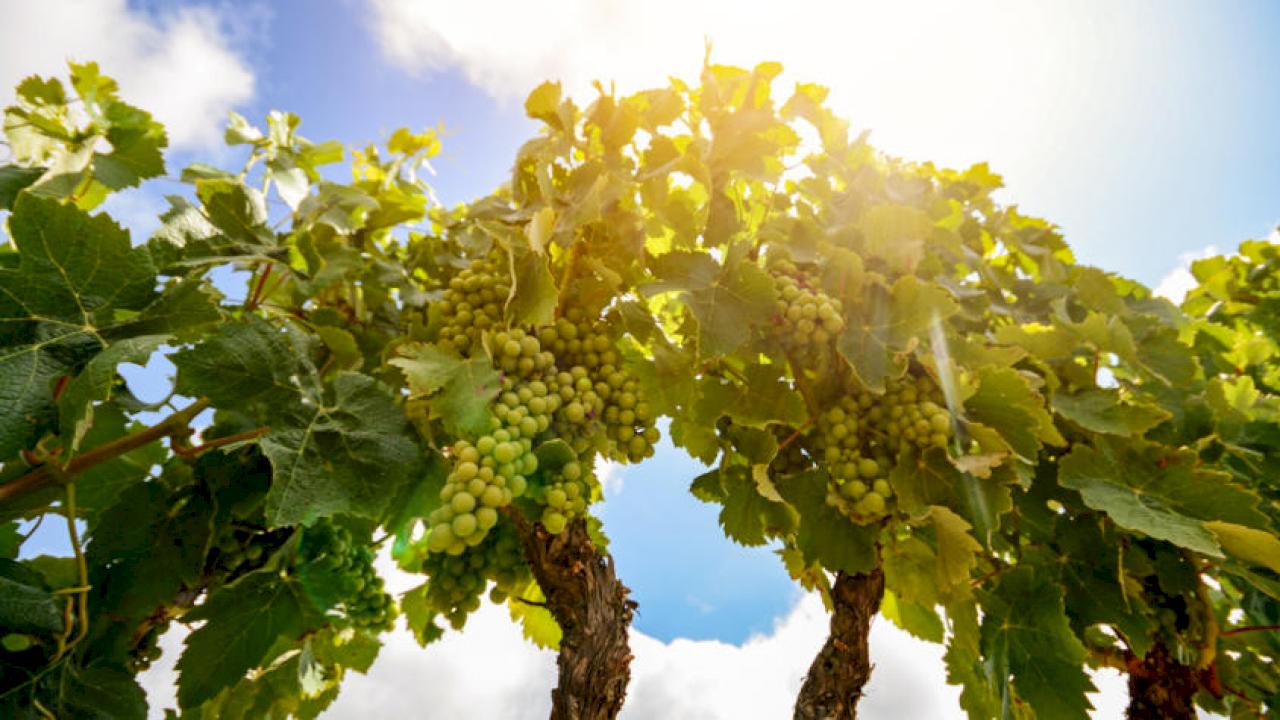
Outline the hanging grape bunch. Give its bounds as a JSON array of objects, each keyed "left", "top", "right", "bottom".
[
  {"left": 436, "top": 251, "right": 510, "bottom": 355},
  {"left": 418, "top": 522, "right": 531, "bottom": 630},
  {"left": 426, "top": 431, "right": 534, "bottom": 554},
  {"left": 529, "top": 457, "right": 593, "bottom": 535},
  {"left": 299, "top": 519, "right": 395, "bottom": 632},
  {"left": 769, "top": 258, "right": 845, "bottom": 357},
  {"left": 871, "top": 373, "right": 954, "bottom": 454},
  {"left": 806, "top": 370, "right": 956, "bottom": 523},
  {"left": 208, "top": 525, "right": 289, "bottom": 581},
  {"left": 537, "top": 308, "right": 659, "bottom": 463}
]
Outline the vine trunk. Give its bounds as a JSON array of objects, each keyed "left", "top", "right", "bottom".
[
  {"left": 1125, "top": 643, "right": 1199, "bottom": 720},
  {"left": 510, "top": 513, "right": 636, "bottom": 720},
  {"left": 794, "top": 566, "right": 885, "bottom": 720}
]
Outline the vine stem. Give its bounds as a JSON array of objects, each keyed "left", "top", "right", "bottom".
[
  {"left": 554, "top": 241, "right": 584, "bottom": 317},
  {"left": 50, "top": 483, "right": 90, "bottom": 662},
  {"left": 0, "top": 399, "right": 210, "bottom": 506},
  {"left": 776, "top": 418, "right": 815, "bottom": 453},
  {"left": 171, "top": 427, "right": 269, "bottom": 458},
  {"left": 245, "top": 263, "right": 274, "bottom": 311},
  {"left": 1221, "top": 624, "right": 1280, "bottom": 637}
]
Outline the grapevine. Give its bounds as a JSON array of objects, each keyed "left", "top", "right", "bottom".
[{"left": 0, "top": 57, "right": 1275, "bottom": 720}]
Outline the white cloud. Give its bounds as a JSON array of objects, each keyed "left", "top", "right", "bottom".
[
  {"left": 1154, "top": 245, "right": 1219, "bottom": 304},
  {"left": 597, "top": 456, "right": 626, "bottom": 496},
  {"left": 141, "top": 560, "right": 1129, "bottom": 718},
  {"left": 366, "top": 1, "right": 1155, "bottom": 196},
  {"left": 0, "top": 0, "right": 254, "bottom": 150}
]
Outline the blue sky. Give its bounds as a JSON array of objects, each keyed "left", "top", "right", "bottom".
[{"left": 4, "top": 1, "right": 1278, "bottom": 716}]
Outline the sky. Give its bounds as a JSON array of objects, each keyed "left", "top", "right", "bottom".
[{"left": 4, "top": 0, "right": 1279, "bottom": 717}]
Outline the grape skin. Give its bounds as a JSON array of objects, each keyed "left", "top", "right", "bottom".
[
  {"left": 419, "top": 522, "right": 531, "bottom": 629},
  {"left": 300, "top": 519, "right": 395, "bottom": 631},
  {"left": 769, "top": 259, "right": 845, "bottom": 355},
  {"left": 804, "top": 372, "right": 955, "bottom": 523}
]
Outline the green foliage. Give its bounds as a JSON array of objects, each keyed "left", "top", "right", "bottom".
[{"left": 1, "top": 58, "right": 1278, "bottom": 720}]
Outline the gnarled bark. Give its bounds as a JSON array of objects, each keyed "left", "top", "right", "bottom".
[
  {"left": 510, "top": 512, "right": 636, "bottom": 720},
  {"left": 795, "top": 567, "right": 885, "bottom": 720},
  {"left": 1125, "top": 642, "right": 1199, "bottom": 720}
]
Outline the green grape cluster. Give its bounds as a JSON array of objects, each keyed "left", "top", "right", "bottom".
[
  {"left": 425, "top": 374, "right": 552, "bottom": 554},
  {"left": 300, "top": 520, "right": 395, "bottom": 631},
  {"left": 420, "top": 522, "right": 531, "bottom": 630},
  {"left": 769, "top": 259, "right": 845, "bottom": 352},
  {"left": 490, "top": 326, "right": 556, "bottom": 379},
  {"left": 209, "top": 525, "right": 285, "bottom": 579},
  {"left": 806, "top": 372, "right": 955, "bottom": 523},
  {"left": 537, "top": 309, "right": 659, "bottom": 463},
  {"left": 436, "top": 251, "right": 510, "bottom": 355},
  {"left": 530, "top": 458, "right": 593, "bottom": 535},
  {"left": 867, "top": 374, "right": 953, "bottom": 453}
]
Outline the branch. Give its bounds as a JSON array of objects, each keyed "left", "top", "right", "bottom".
[
  {"left": 171, "top": 427, "right": 269, "bottom": 458},
  {"left": 244, "top": 263, "right": 274, "bottom": 311},
  {"left": 776, "top": 418, "right": 815, "bottom": 453},
  {"left": 1221, "top": 624, "right": 1280, "bottom": 638},
  {"left": 52, "top": 483, "right": 89, "bottom": 662},
  {"left": 0, "top": 399, "right": 210, "bottom": 506}
]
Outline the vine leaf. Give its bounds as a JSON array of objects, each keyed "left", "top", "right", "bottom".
[
  {"left": 86, "top": 481, "right": 212, "bottom": 637},
  {"left": 838, "top": 275, "right": 958, "bottom": 392},
  {"left": 0, "top": 193, "right": 189, "bottom": 458},
  {"left": 401, "top": 582, "right": 446, "bottom": 647},
  {"left": 147, "top": 182, "right": 279, "bottom": 272},
  {"left": 1058, "top": 441, "right": 1271, "bottom": 557},
  {"left": 262, "top": 371, "right": 419, "bottom": 526},
  {"left": 930, "top": 506, "right": 981, "bottom": 601},
  {"left": 1051, "top": 388, "right": 1171, "bottom": 437},
  {"left": 508, "top": 580, "right": 562, "bottom": 649},
  {"left": 891, "top": 448, "right": 1012, "bottom": 548},
  {"left": 390, "top": 342, "right": 502, "bottom": 438},
  {"left": 979, "top": 567, "right": 1095, "bottom": 720},
  {"left": 0, "top": 165, "right": 42, "bottom": 210},
  {"left": 508, "top": 241, "right": 558, "bottom": 326},
  {"left": 0, "top": 570, "right": 63, "bottom": 634},
  {"left": 881, "top": 590, "right": 944, "bottom": 642},
  {"left": 173, "top": 317, "right": 310, "bottom": 412},
  {"left": 776, "top": 470, "right": 877, "bottom": 575},
  {"left": 1042, "top": 520, "right": 1155, "bottom": 658},
  {"left": 5, "top": 193, "right": 157, "bottom": 316},
  {"left": 883, "top": 536, "right": 939, "bottom": 607},
  {"left": 176, "top": 572, "right": 324, "bottom": 709},
  {"left": 196, "top": 177, "right": 275, "bottom": 249},
  {"left": 645, "top": 247, "right": 776, "bottom": 358},
  {"left": 68, "top": 406, "right": 167, "bottom": 528},
  {"left": 858, "top": 204, "right": 933, "bottom": 272},
  {"left": 693, "top": 363, "right": 806, "bottom": 430},
  {"left": 51, "top": 665, "right": 148, "bottom": 720},
  {"left": 964, "top": 367, "right": 1064, "bottom": 461},
  {"left": 1206, "top": 521, "right": 1280, "bottom": 574},
  {"left": 57, "top": 334, "right": 167, "bottom": 451},
  {"left": 718, "top": 464, "right": 796, "bottom": 546},
  {"left": 943, "top": 599, "right": 1000, "bottom": 720}
]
